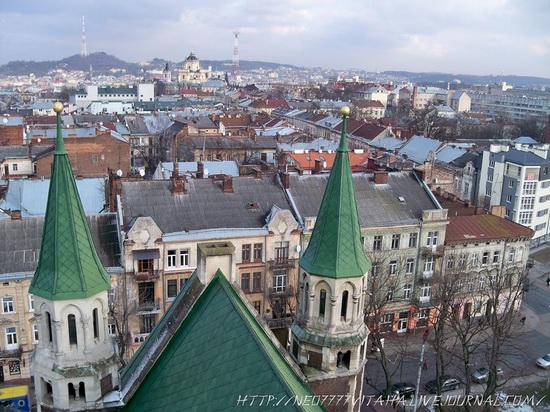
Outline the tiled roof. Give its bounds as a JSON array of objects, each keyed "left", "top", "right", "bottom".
[
  {"left": 299, "top": 113, "right": 371, "bottom": 279},
  {"left": 445, "top": 214, "right": 534, "bottom": 243},
  {"left": 121, "top": 271, "right": 323, "bottom": 412},
  {"left": 285, "top": 151, "right": 369, "bottom": 170},
  {"left": 29, "top": 110, "right": 111, "bottom": 300}
]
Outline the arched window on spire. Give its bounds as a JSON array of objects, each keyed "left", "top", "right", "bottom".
[
  {"left": 68, "top": 314, "right": 77, "bottom": 345},
  {"left": 319, "top": 289, "right": 327, "bottom": 320},
  {"left": 93, "top": 308, "right": 99, "bottom": 340},
  {"left": 304, "top": 282, "right": 309, "bottom": 314},
  {"left": 341, "top": 290, "right": 349, "bottom": 321}
]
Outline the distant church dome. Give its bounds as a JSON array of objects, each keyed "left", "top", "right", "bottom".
[{"left": 186, "top": 52, "right": 198, "bottom": 61}]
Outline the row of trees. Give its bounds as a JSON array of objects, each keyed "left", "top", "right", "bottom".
[{"left": 364, "top": 248, "right": 530, "bottom": 412}]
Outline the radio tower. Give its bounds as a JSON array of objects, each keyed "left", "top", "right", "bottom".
[
  {"left": 81, "top": 16, "right": 88, "bottom": 57},
  {"left": 232, "top": 29, "right": 240, "bottom": 77}
]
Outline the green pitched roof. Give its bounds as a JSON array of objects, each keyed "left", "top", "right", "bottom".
[
  {"left": 122, "top": 271, "right": 324, "bottom": 412},
  {"left": 29, "top": 106, "right": 110, "bottom": 300},
  {"left": 299, "top": 110, "right": 371, "bottom": 278}
]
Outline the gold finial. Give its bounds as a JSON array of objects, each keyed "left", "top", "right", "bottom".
[
  {"left": 53, "top": 102, "right": 64, "bottom": 113},
  {"left": 340, "top": 106, "right": 350, "bottom": 116}
]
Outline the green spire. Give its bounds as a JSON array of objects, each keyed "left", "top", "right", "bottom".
[
  {"left": 299, "top": 107, "right": 371, "bottom": 278},
  {"left": 29, "top": 102, "right": 111, "bottom": 300}
]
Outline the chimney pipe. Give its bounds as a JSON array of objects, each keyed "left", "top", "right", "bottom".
[
  {"left": 281, "top": 172, "right": 290, "bottom": 190},
  {"left": 374, "top": 171, "right": 388, "bottom": 184},
  {"left": 222, "top": 175, "right": 234, "bottom": 193},
  {"left": 197, "top": 161, "right": 204, "bottom": 179}
]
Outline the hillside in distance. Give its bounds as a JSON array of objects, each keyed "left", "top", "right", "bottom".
[
  {"left": 1, "top": 52, "right": 549, "bottom": 88},
  {"left": 0, "top": 52, "right": 295, "bottom": 77}
]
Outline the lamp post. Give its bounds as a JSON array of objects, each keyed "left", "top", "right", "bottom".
[{"left": 413, "top": 329, "right": 429, "bottom": 412}]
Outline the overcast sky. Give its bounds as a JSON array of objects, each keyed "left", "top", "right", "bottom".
[{"left": 1, "top": 0, "right": 549, "bottom": 78}]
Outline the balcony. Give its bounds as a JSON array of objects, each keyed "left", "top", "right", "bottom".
[
  {"left": 268, "top": 285, "right": 295, "bottom": 298},
  {"left": 0, "top": 347, "right": 22, "bottom": 360},
  {"left": 132, "top": 270, "right": 160, "bottom": 282},
  {"left": 268, "top": 258, "right": 296, "bottom": 269},
  {"left": 136, "top": 298, "right": 161, "bottom": 314},
  {"left": 130, "top": 332, "right": 150, "bottom": 344},
  {"left": 267, "top": 316, "right": 293, "bottom": 329},
  {"left": 421, "top": 245, "right": 444, "bottom": 257},
  {"left": 413, "top": 296, "right": 431, "bottom": 308},
  {"left": 422, "top": 271, "right": 433, "bottom": 280}
]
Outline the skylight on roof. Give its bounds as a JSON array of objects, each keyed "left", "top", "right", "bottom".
[{"left": 398, "top": 196, "right": 406, "bottom": 202}]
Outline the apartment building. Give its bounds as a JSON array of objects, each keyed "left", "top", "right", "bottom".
[{"left": 477, "top": 141, "right": 550, "bottom": 247}]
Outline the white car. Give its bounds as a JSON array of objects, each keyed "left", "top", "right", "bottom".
[{"left": 536, "top": 354, "right": 550, "bottom": 369}]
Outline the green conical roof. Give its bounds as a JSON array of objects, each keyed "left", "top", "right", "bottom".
[
  {"left": 299, "top": 108, "right": 371, "bottom": 278},
  {"left": 29, "top": 103, "right": 111, "bottom": 300}
]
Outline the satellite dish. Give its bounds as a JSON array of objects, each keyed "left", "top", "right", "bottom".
[
  {"left": 203, "top": 168, "right": 209, "bottom": 177},
  {"left": 139, "top": 169, "right": 145, "bottom": 177},
  {"left": 322, "top": 161, "right": 327, "bottom": 168},
  {"left": 37, "top": 138, "right": 42, "bottom": 143},
  {"left": 296, "top": 244, "right": 301, "bottom": 253},
  {"left": 116, "top": 169, "right": 123, "bottom": 177},
  {"left": 2, "top": 118, "right": 7, "bottom": 125}
]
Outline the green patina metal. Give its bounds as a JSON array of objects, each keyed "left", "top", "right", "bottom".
[
  {"left": 29, "top": 107, "right": 110, "bottom": 300},
  {"left": 299, "top": 111, "right": 371, "bottom": 278}
]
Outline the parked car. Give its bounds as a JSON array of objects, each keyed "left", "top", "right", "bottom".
[
  {"left": 380, "top": 382, "right": 416, "bottom": 399},
  {"left": 471, "top": 366, "right": 503, "bottom": 383},
  {"left": 425, "top": 375, "right": 461, "bottom": 393},
  {"left": 536, "top": 354, "right": 550, "bottom": 369}
]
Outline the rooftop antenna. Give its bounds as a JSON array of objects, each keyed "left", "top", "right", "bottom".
[
  {"left": 81, "top": 16, "right": 88, "bottom": 57},
  {"left": 232, "top": 29, "right": 240, "bottom": 78}
]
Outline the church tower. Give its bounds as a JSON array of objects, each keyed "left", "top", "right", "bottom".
[
  {"left": 290, "top": 107, "right": 371, "bottom": 412},
  {"left": 30, "top": 102, "right": 119, "bottom": 411}
]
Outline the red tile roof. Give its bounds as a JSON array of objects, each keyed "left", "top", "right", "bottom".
[
  {"left": 445, "top": 214, "right": 534, "bottom": 243},
  {"left": 284, "top": 151, "right": 370, "bottom": 171}
]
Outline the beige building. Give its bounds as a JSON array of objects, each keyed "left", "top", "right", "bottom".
[{"left": 177, "top": 52, "right": 212, "bottom": 84}]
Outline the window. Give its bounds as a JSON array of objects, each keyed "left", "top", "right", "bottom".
[
  {"left": 252, "top": 272, "right": 262, "bottom": 291},
  {"left": 253, "top": 301, "right": 261, "bottom": 313},
  {"left": 167, "top": 250, "right": 177, "bottom": 268},
  {"left": 421, "top": 284, "right": 431, "bottom": 298},
  {"left": 506, "top": 195, "right": 512, "bottom": 203},
  {"left": 409, "top": 233, "right": 418, "bottom": 248},
  {"left": 341, "top": 291, "right": 349, "bottom": 320},
  {"left": 382, "top": 314, "right": 393, "bottom": 324},
  {"left": 493, "top": 251, "right": 500, "bottom": 264},
  {"left": 520, "top": 197, "right": 534, "bottom": 210},
  {"left": 508, "top": 180, "right": 514, "bottom": 188},
  {"left": 424, "top": 256, "right": 434, "bottom": 273},
  {"left": 137, "top": 259, "right": 153, "bottom": 273},
  {"left": 523, "top": 182, "right": 537, "bottom": 195},
  {"left": 8, "top": 361, "right": 20, "bottom": 376},
  {"left": 373, "top": 235, "right": 382, "bottom": 250},
  {"left": 108, "top": 324, "right": 116, "bottom": 335},
  {"left": 508, "top": 249, "right": 515, "bottom": 262},
  {"left": 167, "top": 279, "right": 178, "bottom": 298},
  {"left": 242, "top": 244, "right": 251, "bottom": 261},
  {"left": 32, "top": 324, "right": 39, "bottom": 343},
  {"left": 471, "top": 253, "right": 478, "bottom": 266},
  {"left": 446, "top": 255, "right": 455, "bottom": 269},
  {"left": 403, "top": 283, "right": 412, "bottom": 299},
  {"left": 537, "top": 209, "right": 549, "bottom": 217},
  {"left": 371, "top": 265, "right": 380, "bottom": 277},
  {"left": 138, "top": 282, "right": 155, "bottom": 308},
  {"left": 391, "top": 234, "right": 400, "bottom": 249},
  {"left": 2, "top": 297, "right": 14, "bottom": 313},
  {"left": 388, "top": 260, "right": 398, "bottom": 276},
  {"left": 459, "top": 254, "right": 467, "bottom": 268},
  {"left": 417, "top": 309, "right": 428, "bottom": 319},
  {"left": 253, "top": 243, "right": 263, "bottom": 261},
  {"left": 68, "top": 314, "right": 77, "bottom": 345},
  {"left": 93, "top": 308, "right": 99, "bottom": 340},
  {"left": 319, "top": 289, "right": 327, "bottom": 318},
  {"left": 485, "top": 188, "right": 492, "bottom": 196},
  {"left": 488, "top": 174, "right": 493, "bottom": 182},
  {"left": 28, "top": 294, "right": 34, "bottom": 312},
  {"left": 140, "top": 314, "right": 156, "bottom": 334},
  {"left": 179, "top": 249, "right": 189, "bottom": 267},
  {"left": 273, "top": 270, "right": 287, "bottom": 292},
  {"left": 519, "top": 211, "right": 532, "bottom": 225},
  {"left": 427, "top": 231, "right": 439, "bottom": 246},
  {"left": 12, "top": 164, "right": 18, "bottom": 172},
  {"left": 489, "top": 160, "right": 495, "bottom": 168},
  {"left": 406, "top": 259, "right": 415, "bottom": 275},
  {"left": 482, "top": 251, "right": 489, "bottom": 266},
  {"left": 386, "top": 287, "right": 394, "bottom": 302},
  {"left": 92, "top": 154, "right": 98, "bottom": 163},
  {"left": 275, "top": 242, "right": 289, "bottom": 264},
  {"left": 241, "top": 273, "right": 250, "bottom": 292}
]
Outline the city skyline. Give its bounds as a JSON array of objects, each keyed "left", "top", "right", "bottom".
[{"left": 1, "top": 0, "right": 549, "bottom": 79}]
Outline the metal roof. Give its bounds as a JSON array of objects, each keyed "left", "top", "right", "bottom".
[
  {"left": 288, "top": 171, "right": 439, "bottom": 228},
  {"left": 398, "top": 135, "right": 444, "bottom": 163},
  {"left": 152, "top": 161, "right": 240, "bottom": 180},
  {"left": 445, "top": 214, "right": 534, "bottom": 243},
  {"left": 436, "top": 146, "right": 466, "bottom": 163}
]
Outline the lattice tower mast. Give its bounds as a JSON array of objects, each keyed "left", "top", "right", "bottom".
[
  {"left": 81, "top": 16, "right": 88, "bottom": 57},
  {"left": 232, "top": 29, "right": 240, "bottom": 76}
]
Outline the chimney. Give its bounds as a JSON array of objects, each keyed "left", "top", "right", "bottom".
[
  {"left": 314, "top": 159, "right": 322, "bottom": 175},
  {"left": 281, "top": 172, "right": 290, "bottom": 190},
  {"left": 222, "top": 175, "right": 234, "bottom": 193},
  {"left": 254, "top": 168, "right": 262, "bottom": 179},
  {"left": 374, "top": 171, "right": 388, "bottom": 184},
  {"left": 490, "top": 205, "right": 506, "bottom": 218},
  {"left": 171, "top": 174, "right": 187, "bottom": 196},
  {"left": 197, "top": 161, "right": 204, "bottom": 179},
  {"left": 10, "top": 210, "right": 21, "bottom": 220}
]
